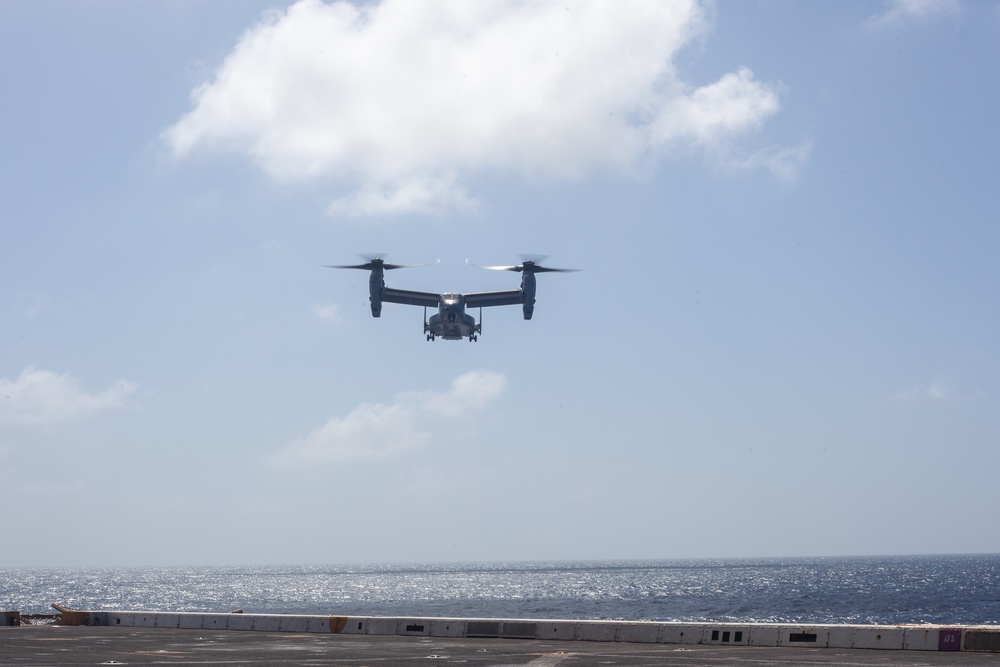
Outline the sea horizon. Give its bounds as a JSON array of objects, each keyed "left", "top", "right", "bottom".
[{"left": 4, "top": 554, "right": 998, "bottom": 625}]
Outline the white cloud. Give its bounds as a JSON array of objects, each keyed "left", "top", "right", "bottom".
[
  {"left": 270, "top": 401, "right": 428, "bottom": 464},
  {"left": 271, "top": 370, "right": 506, "bottom": 466},
  {"left": 0, "top": 367, "right": 138, "bottom": 425},
  {"left": 731, "top": 140, "right": 813, "bottom": 184},
  {"left": 311, "top": 302, "right": 339, "bottom": 321},
  {"left": 865, "top": 0, "right": 961, "bottom": 29},
  {"left": 409, "top": 370, "right": 507, "bottom": 418},
  {"left": 165, "top": 0, "right": 788, "bottom": 216},
  {"left": 14, "top": 291, "right": 63, "bottom": 319},
  {"left": 327, "top": 173, "right": 478, "bottom": 217},
  {"left": 891, "top": 381, "right": 950, "bottom": 402},
  {"left": 651, "top": 68, "right": 779, "bottom": 145}
]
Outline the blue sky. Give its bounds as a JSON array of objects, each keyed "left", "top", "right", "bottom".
[{"left": 2, "top": 0, "right": 998, "bottom": 567}]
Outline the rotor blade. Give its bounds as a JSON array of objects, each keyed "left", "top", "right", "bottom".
[
  {"left": 466, "top": 258, "right": 580, "bottom": 273},
  {"left": 324, "top": 262, "right": 379, "bottom": 270},
  {"left": 370, "top": 255, "right": 439, "bottom": 270},
  {"left": 325, "top": 258, "right": 438, "bottom": 270},
  {"left": 382, "top": 261, "right": 438, "bottom": 270},
  {"left": 466, "top": 259, "right": 522, "bottom": 272},
  {"left": 525, "top": 264, "right": 579, "bottom": 273}
]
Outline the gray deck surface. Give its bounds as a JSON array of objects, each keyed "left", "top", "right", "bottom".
[{"left": 3, "top": 626, "right": 1000, "bottom": 666}]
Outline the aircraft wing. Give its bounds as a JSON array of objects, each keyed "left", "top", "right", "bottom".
[
  {"left": 382, "top": 288, "right": 440, "bottom": 308},
  {"left": 463, "top": 290, "right": 524, "bottom": 308}
]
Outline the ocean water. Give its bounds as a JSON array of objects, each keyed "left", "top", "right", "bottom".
[{"left": 3, "top": 555, "right": 999, "bottom": 625}]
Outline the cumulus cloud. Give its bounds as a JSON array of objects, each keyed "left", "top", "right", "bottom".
[
  {"left": 164, "top": 0, "right": 787, "bottom": 216},
  {"left": 14, "top": 291, "right": 64, "bottom": 319},
  {"left": 731, "top": 140, "right": 813, "bottom": 184},
  {"left": 271, "top": 401, "right": 428, "bottom": 464},
  {"left": 270, "top": 370, "right": 506, "bottom": 466},
  {"left": 865, "top": 0, "right": 961, "bottom": 28},
  {"left": 891, "top": 381, "right": 950, "bottom": 402},
  {"left": 0, "top": 367, "right": 138, "bottom": 425},
  {"left": 326, "top": 172, "right": 478, "bottom": 217},
  {"left": 311, "top": 302, "right": 339, "bottom": 321},
  {"left": 407, "top": 369, "right": 507, "bottom": 418}
]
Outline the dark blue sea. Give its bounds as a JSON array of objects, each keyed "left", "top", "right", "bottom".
[{"left": 3, "top": 555, "right": 999, "bottom": 625}]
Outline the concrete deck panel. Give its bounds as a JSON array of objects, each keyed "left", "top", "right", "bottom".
[
  {"left": 5, "top": 626, "right": 999, "bottom": 667},
  {"left": 28, "top": 608, "right": 1000, "bottom": 654}
]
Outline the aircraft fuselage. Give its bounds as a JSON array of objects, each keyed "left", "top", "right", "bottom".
[{"left": 425, "top": 293, "right": 480, "bottom": 341}]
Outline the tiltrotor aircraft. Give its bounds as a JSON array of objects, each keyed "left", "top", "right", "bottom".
[{"left": 328, "top": 256, "right": 577, "bottom": 341}]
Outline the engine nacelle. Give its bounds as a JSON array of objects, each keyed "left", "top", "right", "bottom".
[
  {"left": 368, "top": 265, "right": 385, "bottom": 317},
  {"left": 521, "top": 271, "right": 536, "bottom": 320}
]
